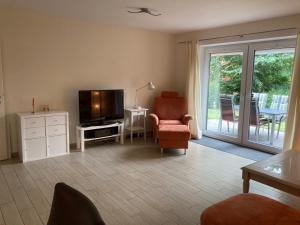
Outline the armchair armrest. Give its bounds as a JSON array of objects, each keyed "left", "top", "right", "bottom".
[
  {"left": 182, "top": 114, "right": 192, "bottom": 125},
  {"left": 149, "top": 113, "right": 159, "bottom": 126}
]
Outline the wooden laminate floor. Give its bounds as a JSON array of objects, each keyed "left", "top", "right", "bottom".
[{"left": 1, "top": 140, "right": 300, "bottom": 225}]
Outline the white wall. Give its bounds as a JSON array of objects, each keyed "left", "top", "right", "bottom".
[{"left": 0, "top": 8, "right": 176, "bottom": 153}]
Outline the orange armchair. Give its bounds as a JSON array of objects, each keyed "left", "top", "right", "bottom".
[{"left": 149, "top": 91, "right": 192, "bottom": 153}]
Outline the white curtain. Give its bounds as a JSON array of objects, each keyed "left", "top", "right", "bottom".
[
  {"left": 185, "top": 41, "right": 202, "bottom": 139},
  {"left": 283, "top": 32, "right": 300, "bottom": 151}
]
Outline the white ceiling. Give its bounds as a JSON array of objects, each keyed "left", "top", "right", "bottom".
[{"left": 1, "top": 0, "right": 300, "bottom": 33}]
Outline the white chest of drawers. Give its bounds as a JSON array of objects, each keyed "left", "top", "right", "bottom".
[{"left": 17, "top": 111, "right": 69, "bottom": 162}]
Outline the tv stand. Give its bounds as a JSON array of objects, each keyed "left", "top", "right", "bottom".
[{"left": 76, "top": 121, "right": 124, "bottom": 152}]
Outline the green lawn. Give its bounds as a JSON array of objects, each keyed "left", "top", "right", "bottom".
[{"left": 207, "top": 108, "right": 220, "bottom": 119}]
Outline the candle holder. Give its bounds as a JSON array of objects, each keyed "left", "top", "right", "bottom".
[{"left": 32, "top": 98, "right": 35, "bottom": 114}]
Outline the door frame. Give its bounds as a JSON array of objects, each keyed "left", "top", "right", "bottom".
[
  {"left": 242, "top": 39, "right": 297, "bottom": 154},
  {"left": 202, "top": 44, "right": 249, "bottom": 145}
]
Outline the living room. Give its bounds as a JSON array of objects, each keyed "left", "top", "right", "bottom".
[{"left": 0, "top": 1, "right": 300, "bottom": 225}]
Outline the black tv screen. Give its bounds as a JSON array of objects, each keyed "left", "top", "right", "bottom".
[{"left": 79, "top": 90, "right": 124, "bottom": 124}]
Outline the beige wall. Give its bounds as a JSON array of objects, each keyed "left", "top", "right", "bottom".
[
  {"left": 0, "top": 9, "right": 176, "bottom": 153},
  {"left": 175, "top": 14, "right": 300, "bottom": 94}
]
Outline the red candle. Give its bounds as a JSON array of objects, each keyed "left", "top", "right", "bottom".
[{"left": 32, "top": 98, "right": 35, "bottom": 107}]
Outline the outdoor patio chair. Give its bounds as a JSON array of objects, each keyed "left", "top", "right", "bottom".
[
  {"left": 276, "top": 95, "right": 288, "bottom": 138},
  {"left": 270, "top": 95, "right": 281, "bottom": 110},
  {"left": 252, "top": 92, "right": 268, "bottom": 110},
  {"left": 269, "top": 95, "right": 288, "bottom": 139},
  {"left": 249, "top": 99, "right": 270, "bottom": 141},
  {"left": 252, "top": 92, "right": 259, "bottom": 100},
  {"left": 219, "top": 95, "right": 238, "bottom": 133}
]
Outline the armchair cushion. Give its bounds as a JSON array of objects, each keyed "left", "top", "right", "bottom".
[
  {"left": 200, "top": 193, "right": 300, "bottom": 225},
  {"left": 159, "top": 120, "right": 183, "bottom": 125},
  {"left": 159, "top": 125, "right": 191, "bottom": 140}
]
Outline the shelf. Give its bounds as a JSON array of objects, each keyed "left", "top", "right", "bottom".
[
  {"left": 77, "top": 122, "right": 123, "bottom": 131},
  {"left": 125, "top": 126, "right": 145, "bottom": 131},
  {"left": 84, "top": 134, "right": 120, "bottom": 141}
]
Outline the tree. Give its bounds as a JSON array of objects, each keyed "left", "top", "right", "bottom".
[{"left": 208, "top": 52, "right": 294, "bottom": 107}]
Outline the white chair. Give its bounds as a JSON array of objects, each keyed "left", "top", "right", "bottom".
[
  {"left": 276, "top": 95, "right": 288, "bottom": 138},
  {"left": 252, "top": 92, "right": 268, "bottom": 110},
  {"left": 270, "top": 95, "right": 281, "bottom": 110},
  {"left": 252, "top": 92, "right": 259, "bottom": 99},
  {"left": 279, "top": 96, "right": 288, "bottom": 110},
  {"left": 258, "top": 93, "right": 268, "bottom": 110}
]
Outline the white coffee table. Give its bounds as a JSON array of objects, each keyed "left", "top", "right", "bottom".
[{"left": 242, "top": 150, "right": 300, "bottom": 197}]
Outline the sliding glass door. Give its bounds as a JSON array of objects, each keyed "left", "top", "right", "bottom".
[
  {"left": 243, "top": 40, "right": 296, "bottom": 153},
  {"left": 203, "top": 45, "right": 248, "bottom": 144},
  {"left": 203, "top": 39, "right": 296, "bottom": 153}
]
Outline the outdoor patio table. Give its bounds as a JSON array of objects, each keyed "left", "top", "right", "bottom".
[
  {"left": 259, "top": 108, "right": 287, "bottom": 146},
  {"left": 233, "top": 105, "right": 286, "bottom": 146}
]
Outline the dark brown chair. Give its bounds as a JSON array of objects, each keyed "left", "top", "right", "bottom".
[
  {"left": 219, "top": 96, "right": 238, "bottom": 133},
  {"left": 249, "top": 99, "right": 270, "bottom": 141},
  {"left": 47, "top": 183, "right": 106, "bottom": 225}
]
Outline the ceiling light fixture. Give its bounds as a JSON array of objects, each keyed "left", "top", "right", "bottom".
[{"left": 127, "top": 8, "right": 162, "bottom": 16}]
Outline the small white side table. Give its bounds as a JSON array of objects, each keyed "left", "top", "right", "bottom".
[{"left": 125, "top": 108, "right": 148, "bottom": 143}]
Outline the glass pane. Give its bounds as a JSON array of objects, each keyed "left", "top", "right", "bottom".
[
  {"left": 248, "top": 48, "right": 295, "bottom": 150},
  {"left": 206, "top": 52, "right": 243, "bottom": 137}
]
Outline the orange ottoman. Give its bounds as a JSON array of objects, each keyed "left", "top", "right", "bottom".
[
  {"left": 200, "top": 193, "right": 300, "bottom": 225},
  {"left": 158, "top": 124, "right": 191, "bottom": 154}
]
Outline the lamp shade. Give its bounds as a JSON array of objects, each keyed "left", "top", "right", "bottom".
[{"left": 148, "top": 82, "right": 155, "bottom": 90}]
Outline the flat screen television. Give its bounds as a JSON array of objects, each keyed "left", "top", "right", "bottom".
[{"left": 79, "top": 89, "right": 124, "bottom": 125}]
